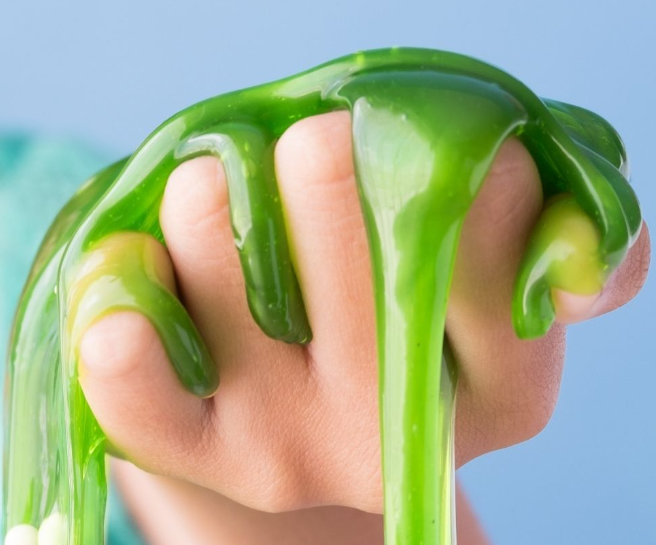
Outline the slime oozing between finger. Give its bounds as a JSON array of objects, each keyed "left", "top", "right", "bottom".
[{"left": 3, "top": 48, "right": 641, "bottom": 545}]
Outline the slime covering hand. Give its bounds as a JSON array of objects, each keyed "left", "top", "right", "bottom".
[{"left": 3, "top": 48, "right": 649, "bottom": 545}]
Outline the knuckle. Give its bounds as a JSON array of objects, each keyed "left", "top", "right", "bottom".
[
  {"left": 488, "top": 138, "right": 535, "bottom": 180},
  {"left": 80, "top": 312, "right": 159, "bottom": 380},
  {"left": 163, "top": 156, "right": 229, "bottom": 240},
  {"left": 243, "top": 450, "right": 307, "bottom": 513},
  {"left": 496, "top": 374, "right": 559, "bottom": 445},
  {"left": 502, "top": 395, "right": 556, "bottom": 444},
  {"left": 277, "top": 111, "right": 353, "bottom": 188},
  {"left": 348, "top": 431, "right": 383, "bottom": 512},
  {"left": 457, "top": 329, "right": 564, "bottom": 458},
  {"left": 468, "top": 388, "right": 557, "bottom": 456},
  {"left": 477, "top": 138, "right": 542, "bottom": 228},
  {"left": 498, "top": 347, "right": 562, "bottom": 445},
  {"left": 195, "top": 400, "right": 309, "bottom": 513},
  {"left": 162, "top": 399, "right": 220, "bottom": 479}
]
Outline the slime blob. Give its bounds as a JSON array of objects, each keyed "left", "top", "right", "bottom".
[{"left": 3, "top": 48, "right": 641, "bottom": 545}]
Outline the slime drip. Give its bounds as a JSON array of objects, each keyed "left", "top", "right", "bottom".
[{"left": 3, "top": 48, "right": 641, "bottom": 545}]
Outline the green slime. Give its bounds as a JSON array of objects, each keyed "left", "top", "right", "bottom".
[{"left": 3, "top": 48, "right": 641, "bottom": 545}]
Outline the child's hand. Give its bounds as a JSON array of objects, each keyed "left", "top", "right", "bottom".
[{"left": 79, "top": 111, "right": 650, "bottom": 514}]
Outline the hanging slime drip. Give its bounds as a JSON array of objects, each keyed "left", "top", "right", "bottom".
[{"left": 3, "top": 48, "right": 641, "bottom": 545}]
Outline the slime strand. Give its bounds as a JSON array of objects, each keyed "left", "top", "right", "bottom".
[{"left": 177, "top": 122, "right": 311, "bottom": 343}]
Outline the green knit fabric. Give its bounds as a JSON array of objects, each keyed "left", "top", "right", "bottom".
[{"left": 0, "top": 133, "right": 147, "bottom": 545}]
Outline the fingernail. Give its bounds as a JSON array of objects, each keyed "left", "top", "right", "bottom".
[{"left": 551, "top": 288, "right": 602, "bottom": 324}]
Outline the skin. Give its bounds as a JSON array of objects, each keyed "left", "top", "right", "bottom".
[
  {"left": 79, "top": 111, "right": 650, "bottom": 543},
  {"left": 110, "top": 459, "right": 488, "bottom": 545}
]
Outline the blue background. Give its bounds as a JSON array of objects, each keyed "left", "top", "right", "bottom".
[{"left": 1, "top": 0, "right": 654, "bottom": 542}]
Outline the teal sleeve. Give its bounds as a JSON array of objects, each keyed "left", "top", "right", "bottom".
[
  {"left": 107, "top": 483, "right": 147, "bottom": 545},
  {"left": 0, "top": 134, "right": 147, "bottom": 545}
]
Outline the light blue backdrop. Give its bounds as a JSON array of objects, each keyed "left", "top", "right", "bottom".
[{"left": 1, "top": 0, "right": 654, "bottom": 543}]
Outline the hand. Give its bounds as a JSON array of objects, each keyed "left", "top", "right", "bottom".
[{"left": 79, "top": 111, "right": 650, "bottom": 514}]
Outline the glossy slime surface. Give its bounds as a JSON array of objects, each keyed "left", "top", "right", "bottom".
[{"left": 3, "top": 48, "right": 641, "bottom": 545}]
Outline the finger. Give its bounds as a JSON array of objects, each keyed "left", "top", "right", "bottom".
[
  {"left": 161, "top": 156, "right": 328, "bottom": 511},
  {"left": 160, "top": 156, "right": 304, "bottom": 381},
  {"left": 447, "top": 137, "right": 567, "bottom": 466},
  {"left": 79, "top": 311, "right": 210, "bottom": 475},
  {"left": 275, "top": 111, "right": 377, "bottom": 384}
]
